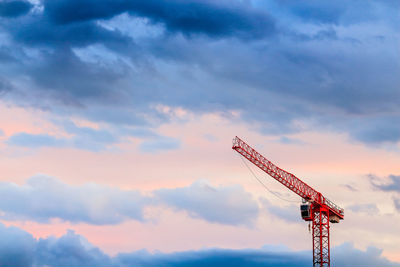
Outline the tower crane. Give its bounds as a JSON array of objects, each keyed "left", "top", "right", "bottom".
[{"left": 232, "top": 136, "right": 344, "bottom": 267}]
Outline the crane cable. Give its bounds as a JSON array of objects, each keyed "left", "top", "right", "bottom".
[{"left": 238, "top": 155, "right": 299, "bottom": 203}]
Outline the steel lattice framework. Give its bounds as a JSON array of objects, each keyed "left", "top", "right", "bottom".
[
  {"left": 313, "top": 206, "right": 330, "bottom": 266},
  {"left": 232, "top": 136, "right": 344, "bottom": 267}
]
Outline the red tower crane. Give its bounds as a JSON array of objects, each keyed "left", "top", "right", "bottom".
[{"left": 232, "top": 136, "right": 344, "bottom": 267}]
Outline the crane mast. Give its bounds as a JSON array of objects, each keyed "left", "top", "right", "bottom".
[{"left": 232, "top": 136, "right": 344, "bottom": 267}]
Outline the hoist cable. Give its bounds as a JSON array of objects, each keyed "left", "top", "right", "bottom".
[{"left": 238, "top": 155, "right": 299, "bottom": 203}]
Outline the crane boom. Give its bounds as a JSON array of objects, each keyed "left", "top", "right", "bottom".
[
  {"left": 232, "top": 136, "right": 344, "bottom": 266},
  {"left": 232, "top": 136, "right": 344, "bottom": 219}
]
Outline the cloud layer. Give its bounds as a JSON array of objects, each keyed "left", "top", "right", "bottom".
[
  {"left": 44, "top": 0, "right": 275, "bottom": 39},
  {"left": 0, "top": 176, "right": 149, "bottom": 224},
  {"left": 0, "top": 176, "right": 260, "bottom": 226},
  {"left": 0, "top": 0, "right": 398, "bottom": 150},
  {"left": 0, "top": 0, "right": 32, "bottom": 18},
  {"left": 155, "top": 180, "right": 259, "bottom": 226},
  {"left": 0, "top": 222, "right": 398, "bottom": 267}
]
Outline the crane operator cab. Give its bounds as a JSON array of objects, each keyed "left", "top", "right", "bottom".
[
  {"left": 300, "top": 202, "right": 341, "bottom": 223},
  {"left": 300, "top": 203, "right": 312, "bottom": 221}
]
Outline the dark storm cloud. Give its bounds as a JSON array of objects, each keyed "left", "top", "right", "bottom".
[
  {"left": 1, "top": 6, "right": 135, "bottom": 105},
  {"left": 9, "top": 15, "right": 133, "bottom": 50},
  {"left": 0, "top": 0, "right": 398, "bottom": 148},
  {"left": 0, "top": 0, "right": 32, "bottom": 18},
  {"left": 24, "top": 48, "right": 127, "bottom": 102},
  {"left": 0, "top": 223, "right": 399, "bottom": 267},
  {"left": 43, "top": 0, "right": 275, "bottom": 39}
]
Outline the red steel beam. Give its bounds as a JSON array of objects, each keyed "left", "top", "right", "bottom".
[{"left": 232, "top": 136, "right": 344, "bottom": 219}]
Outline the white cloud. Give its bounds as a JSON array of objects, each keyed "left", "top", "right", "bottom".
[
  {"left": 0, "top": 175, "right": 150, "bottom": 224},
  {"left": 154, "top": 180, "right": 260, "bottom": 226},
  {"left": 0, "top": 176, "right": 261, "bottom": 226}
]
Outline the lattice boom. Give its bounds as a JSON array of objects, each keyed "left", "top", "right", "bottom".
[{"left": 232, "top": 136, "right": 344, "bottom": 218}]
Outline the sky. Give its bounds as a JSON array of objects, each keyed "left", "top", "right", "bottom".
[{"left": 0, "top": 0, "right": 399, "bottom": 266}]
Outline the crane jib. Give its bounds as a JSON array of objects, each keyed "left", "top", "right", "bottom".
[{"left": 232, "top": 136, "right": 344, "bottom": 218}]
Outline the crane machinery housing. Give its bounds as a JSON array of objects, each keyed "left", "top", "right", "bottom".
[{"left": 232, "top": 136, "right": 344, "bottom": 267}]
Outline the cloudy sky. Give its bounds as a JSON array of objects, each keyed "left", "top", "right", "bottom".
[{"left": 0, "top": 0, "right": 399, "bottom": 266}]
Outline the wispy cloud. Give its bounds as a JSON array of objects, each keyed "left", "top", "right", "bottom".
[
  {"left": 347, "top": 203, "right": 379, "bottom": 215},
  {"left": 7, "top": 133, "right": 67, "bottom": 148},
  {"left": 370, "top": 175, "right": 400, "bottom": 193},
  {"left": 277, "top": 136, "right": 306, "bottom": 145},
  {"left": 393, "top": 197, "right": 400, "bottom": 212},
  {"left": 139, "top": 136, "right": 181, "bottom": 153}
]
